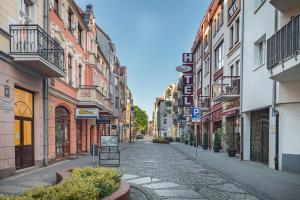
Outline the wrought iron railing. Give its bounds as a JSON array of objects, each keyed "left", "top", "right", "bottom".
[
  {"left": 228, "top": 0, "right": 239, "bottom": 22},
  {"left": 10, "top": 24, "right": 64, "bottom": 71},
  {"left": 198, "top": 96, "right": 210, "bottom": 110},
  {"left": 267, "top": 14, "right": 300, "bottom": 69},
  {"left": 212, "top": 76, "right": 240, "bottom": 98}
]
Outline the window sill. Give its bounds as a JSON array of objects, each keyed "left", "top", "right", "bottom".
[{"left": 253, "top": 62, "right": 266, "bottom": 72}]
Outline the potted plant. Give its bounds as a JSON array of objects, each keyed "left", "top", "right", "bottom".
[
  {"left": 223, "top": 122, "right": 236, "bottom": 157},
  {"left": 213, "top": 128, "right": 222, "bottom": 152},
  {"left": 203, "top": 133, "right": 208, "bottom": 150}
]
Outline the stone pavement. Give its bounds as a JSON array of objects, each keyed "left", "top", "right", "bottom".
[
  {"left": 119, "top": 140, "right": 261, "bottom": 200},
  {"left": 1, "top": 140, "right": 299, "bottom": 200},
  {"left": 170, "top": 143, "right": 300, "bottom": 200}
]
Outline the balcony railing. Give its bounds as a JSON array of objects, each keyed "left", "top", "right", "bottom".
[
  {"left": 212, "top": 76, "right": 240, "bottom": 102},
  {"left": 10, "top": 24, "right": 64, "bottom": 73},
  {"left": 198, "top": 96, "right": 210, "bottom": 111},
  {"left": 228, "top": 0, "right": 239, "bottom": 22},
  {"left": 267, "top": 14, "right": 300, "bottom": 69}
]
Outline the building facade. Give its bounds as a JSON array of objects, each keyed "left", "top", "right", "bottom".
[
  {"left": 242, "top": 0, "right": 300, "bottom": 173},
  {"left": 0, "top": 0, "right": 132, "bottom": 178},
  {"left": 0, "top": 0, "right": 65, "bottom": 177}
]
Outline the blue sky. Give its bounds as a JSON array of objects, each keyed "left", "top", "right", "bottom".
[{"left": 75, "top": 0, "right": 211, "bottom": 118}]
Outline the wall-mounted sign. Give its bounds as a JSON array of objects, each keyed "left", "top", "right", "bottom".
[
  {"left": 97, "top": 116, "right": 111, "bottom": 124},
  {"left": 101, "top": 135, "right": 118, "bottom": 147},
  {"left": 181, "top": 96, "right": 194, "bottom": 107},
  {"left": 192, "top": 107, "right": 201, "bottom": 122},
  {"left": 182, "top": 74, "right": 193, "bottom": 84},
  {"left": 76, "top": 108, "right": 99, "bottom": 119},
  {"left": 176, "top": 64, "right": 193, "bottom": 73},
  {"left": 0, "top": 97, "right": 13, "bottom": 112},
  {"left": 182, "top": 53, "right": 194, "bottom": 63}
]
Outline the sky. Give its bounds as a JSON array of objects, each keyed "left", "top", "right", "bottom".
[{"left": 75, "top": 0, "right": 211, "bottom": 118}]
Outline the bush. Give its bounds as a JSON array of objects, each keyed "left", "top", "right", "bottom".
[
  {"left": 0, "top": 167, "right": 121, "bottom": 200},
  {"left": 152, "top": 138, "right": 169, "bottom": 144}
]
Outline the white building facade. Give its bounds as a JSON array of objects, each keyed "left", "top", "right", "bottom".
[{"left": 242, "top": 0, "right": 300, "bottom": 173}]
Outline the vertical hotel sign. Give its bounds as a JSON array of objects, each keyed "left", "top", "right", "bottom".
[{"left": 177, "top": 53, "right": 194, "bottom": 107}]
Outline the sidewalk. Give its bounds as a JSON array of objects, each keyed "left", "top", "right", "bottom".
[
  {"left": 0, "top": 142, "right": 128, "bottom": 195},
  {"left": 170, "top": 142, "right": 300, "bottom": 200}
]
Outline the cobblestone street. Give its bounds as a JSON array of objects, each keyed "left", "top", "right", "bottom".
[
  {"left": 119, "top": 138, "right": 300, "bottom": 200},
  {"left": 120, "top": 140, "right": 259, "bottom": 200}
]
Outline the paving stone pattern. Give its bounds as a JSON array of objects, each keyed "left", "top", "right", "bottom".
[{"left": 119, "top": 142, "right": 261, "bottom": 200}]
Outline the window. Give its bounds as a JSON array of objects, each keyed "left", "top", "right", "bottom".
[
  {"left": 54, "top": 0, "right": 59, "bottom": 15},
  {"left": 229, "top": 26, "right": 234, "bottom": 48},
  {"left": 197, "top": 70, "right": 201, "bottom": 88},
  {"left": 68, "top": 55, "right": 72, "bottom": 85},
  {"left": 257, "top": 41, "right": 265, "bottom": 65},
  {"left": 219, "top": 6, "right": 224, "bottom": 27},
  {"left": 235, "top": 18, "right": 240, "bottom": 43},
  {"left": 164, "top": 119, "right": 167, "bottom": 124},
  {"left": 230, "top": 65, "right": 234, "bottom": 77},
  {"left": 213, "top": 19, "right": 217, "bottom": 37},
  {"left": 68, "top": 8, "right": 73, "bottom": 31},
  {"left": 204, "top": 57, "right": 210, "bottom": 76},
  {"left": 235, "top": 60, "right": 240, "bottom": 76},
  {"left": 78, "top": 64, "right": 82, "bottom": 86},
  {"left": 214, "top": 42, "right": 224, "bottom": 72},
  {"left": 78, "top": 24, "right": 82, "bottom": 46}
]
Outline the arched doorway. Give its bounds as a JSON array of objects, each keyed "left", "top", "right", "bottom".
[
  {"left": 55, "top": 106, "right": 70, "bottom": 158},
  {"left": 14, "top": 87, "right": 34, "bottom": 169}
]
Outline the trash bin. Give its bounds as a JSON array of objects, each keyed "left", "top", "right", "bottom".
[{"left": 90, "top": 144, "right": 98, "bottom": 156}]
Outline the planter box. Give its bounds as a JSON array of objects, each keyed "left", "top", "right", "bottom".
[
  {"left": 213, "top": 146, "right": 221, "bottom": 152},
  {"left": 227, "top": 149, "right": 236, "bottom": 157}
]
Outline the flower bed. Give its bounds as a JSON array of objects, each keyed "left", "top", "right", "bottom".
[
  {"left": 0, "top": 167, "right": 122, "bottom": 200},
  {"left": 152, "top": 138, "right": 170, "bottom": 144}
]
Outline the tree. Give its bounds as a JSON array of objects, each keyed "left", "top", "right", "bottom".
[{"left": 133, "top": 105, "right": 148, "bottom": 134}]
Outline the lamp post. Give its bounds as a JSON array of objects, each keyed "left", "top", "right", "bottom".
[{"left": 129, "top": 106, "right": 135, "bottom": 143}]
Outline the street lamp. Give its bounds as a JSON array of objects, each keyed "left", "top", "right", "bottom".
[{"left": 129, "top": 107, "right": 135, "bottom": 143}]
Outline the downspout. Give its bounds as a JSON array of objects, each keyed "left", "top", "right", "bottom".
[
  {"left": 43, "top": 0, "right": 49, "bottom": 167},
  {"left": 240, "top": 0, "right": 245, "bottom": 161},
  {"left": 273, "top": 8, "right": 279, "bottom": 171}
]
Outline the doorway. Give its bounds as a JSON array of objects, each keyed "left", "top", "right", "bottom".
[
  {"left": 55, "top": 106, "right": 70, "bottom": 158},
  {"left": 76, "top": 120, "right": 82, "bottom": 153},
  {"left": 14, "top": 87, "right": 34, "bottom": 170},
  {"left": 251, "top": 109, "right": 269, "bottom": 164}
]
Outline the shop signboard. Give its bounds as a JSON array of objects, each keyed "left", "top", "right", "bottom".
[
  {"left": 97, "top": 116, "right": 111, "bottom": 124},
  {"left": 76, "top": 108, "right": 99, "bottom": 119}
]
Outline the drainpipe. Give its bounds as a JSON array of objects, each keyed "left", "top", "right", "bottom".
[
  {"left": 273, "top": 8, "right": 280, "bottom": 171},
  {"left": 239, "top": 0, "right": 245, "bottom": 161},
  {"left": 43, "top": 0, "right": 49, "bottom": 167}
]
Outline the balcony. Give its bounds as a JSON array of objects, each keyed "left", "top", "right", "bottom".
[
  {"left": 212, "top": 76, "right": 240, "bottom": 102},
  {"left": 77, "top": 85, "right": 113, "bottom": 113},
  {"left": 228, "top": 0, "right": 240, "bottom": 23},
  {"left": 267, "top": 14, "right": 300, "bottom": 81},
  {"left": 10, "top": 25, "right": 65, "bottom": 77},
  {"left": 270, "top": 0, "right": 300, "bottom": 13},
  {"left": 198, "top": 96, "right": 210, "bottom": 111}
]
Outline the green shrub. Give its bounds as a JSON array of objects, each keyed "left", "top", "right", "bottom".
[
  {"left": 152, "top": 138, "right": 169, "bottom": 144},
  {"left": 1, "top": 167, "right": 121, "bottom": 200},
  {"left": 214, "top": 128, "right": 222, "bottom": 148}
]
